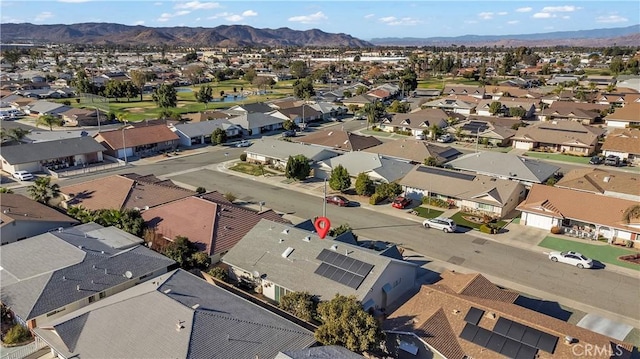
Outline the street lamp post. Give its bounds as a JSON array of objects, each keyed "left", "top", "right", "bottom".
[
  {"left": 122, "top": 127, "right": 128, "bottom": 165},
  {"left": 323, "top": 178, "right": 327, "bottom": 218}
]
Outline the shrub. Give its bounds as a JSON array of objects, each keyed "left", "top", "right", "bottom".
[
  {"left": 208, "top": 267, "right": 229, "bottom": 282},
  {"left": 224, "top": 192, "right": 236, "bottom": 202},
  {"left": 3, "top": 324, "right": 31, "bottom": 344},
  {"left": 479, "top": 224, "right": 496, "bottom": 234},
  {"left": 369, "top": 193, "right": 384, "bottom": 205},
  {"left": 422, "top": 197, "right": 450, "bottom": 208},
  {"left": 550, "top": 226, "right": 562, "bottom": 234},
  {"left": 195, "top": 187, "right": 206, "bottom": 194},
  {"left": 239, "top": 153, "right": 247, "bottom": 161}
]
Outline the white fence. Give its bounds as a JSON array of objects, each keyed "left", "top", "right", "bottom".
[
  {"left": 0, "top": 337, "right": 47, "bottom": 359},
  {"left": 51, "top": 161, "right": 124, "bottom": 178}
]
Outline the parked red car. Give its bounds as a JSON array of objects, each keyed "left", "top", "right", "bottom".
[
  {"left": 392, "top": 196, "right": 412, "bottom": 209},
  {"left": 325, "top": 195, "right": 349, "bottom": 207}
]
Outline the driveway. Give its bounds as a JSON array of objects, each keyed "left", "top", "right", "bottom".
[{"left": 577, "top": 314, "right": 634, "bottom": 341}]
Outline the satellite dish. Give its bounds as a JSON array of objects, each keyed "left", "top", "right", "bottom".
[{"left": 124, "top": 271, "right": 133, "bottom": 279}]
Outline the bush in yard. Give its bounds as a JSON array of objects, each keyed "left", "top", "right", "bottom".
[
  {"left": 3, "top": 324, "right": 31, "bottom": 344},
  {"left": 208, "top": 267, "right": 229, "bottom": 282},
  {"left": 355, "top": 172, "right": 375, "bottom": 196},
  {"left": 196, "top": 187, "right": 206, "bottom": 194},
  {"left": 329, "top": 164, "right": 351, "bottom": 192},
  {"left": 422, "top": 197, "right": 450, "bottom": 208},
  {"left": 479, "top": 224, "right": 496, "bottom": 234},
  {"left": 224, "top": 192, "right": 236, "bottom": 202},
  {"left": 279, "top": 291, "right": 318, "bottom": 322},
  {"left": 239, "top": 153, "right": 247, "bottom": 161},
  {"left": 369, "top": 193, "right": 384, "bottom": 205},
  {"left": 375, "top": 182, "right": 402, "bottom": 199},
  {"left": 550, "top": 226, "right": 562, "bottom": 234}
]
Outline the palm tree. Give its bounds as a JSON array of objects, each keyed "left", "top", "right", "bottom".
[
  {"left": 36, "top": 114, "right": 64, "bottom": 131},
  {"left": 27, "top": 177, "right": 60, "bottom": 204},
  {"left": 0, "top": 187, "right": 14, "bottom": 193},
  {"left": 3, "top": 128, "right": 30, "bottom": 143},
  {"left": 622, "top": 205, "right": 640, "bottom": 224}
]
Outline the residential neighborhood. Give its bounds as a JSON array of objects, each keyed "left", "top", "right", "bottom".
[{"left": 1, "top": 16, "right": 640, "bottom": 359}]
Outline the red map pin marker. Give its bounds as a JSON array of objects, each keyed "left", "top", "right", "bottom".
[{"left": 314, "top": 216, "right": 331, "bottom": 239}]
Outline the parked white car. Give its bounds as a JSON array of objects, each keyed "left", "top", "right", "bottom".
[
  {"left": 548, "top": 251, "right": 593, "bottom": 269},
  {"left": 422, "top": 217, "right": 457, "bottom": 233},
  {"left": 437, "top": 134, "right": 453, "bottom": 143},
  {"left": 12, "top": 170, "right": 34, "bottom": 181},
  {"left": 235, "top": 140, "right": 251, "bottom": 148}
]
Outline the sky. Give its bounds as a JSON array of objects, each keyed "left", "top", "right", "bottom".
[{"left": 1, "top": 0, "right": 639, "bottom": 40}]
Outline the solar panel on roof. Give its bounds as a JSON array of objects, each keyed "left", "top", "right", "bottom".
[
  {"left": 506, "top": 322, "right": 526, "bottom": 341},
  {"left": 486, "top": 334, "right": 507, "bottom": 352},
  {"left": 537, "top": 333, "right": 558, "bottom": 353},
  {"left": 493, "top": 317, "right": 511, "bottom": 336},
  {"left": 314, "top": 249, "right": 373, "bottom": 290},
  {"left": 521, "top": 327, "right": 542, "bottom": 348},
  {"left": 472, "top": 327, "right": 492, "bottom": 347},
  {"left": 460, "top": 323, "right": 478, "bottom": 342},
  {"left": 516, "top": 343, "right": 537, "bottom": 359},
  {"left": 415, "top": 166, "right": 476, "bottom": 181},
  {"left": 500, "top": 338, "right": 522, "bottom": 358},
  {"left": 461, "top": 121, "right": 489, "bottom": 133},
  {"left": 464, "top": 307, "right": 485, "bottom": 325}
]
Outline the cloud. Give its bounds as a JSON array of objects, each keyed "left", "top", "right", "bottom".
[
  {"left": 174, "top": 1, "right": 220, "bottom": 10},
  {"left": 133, "top": 20, "right": 145, "bottom": 25},
  {"left": 516, "top": 7, "right": 532, "bottom": 12},
  {"left": 364, "top": 14, "right": 375, "bottom": 19},
  {"left": 532, "top": 12, "right": 554, "bottom": 19},
  {"left": 507, "top": 20, "right": 519, "bottom": 24},
  {"left": 541, "top": 5, "right": 580, "bottom": 12},
  {"left": 157, "top": 10, "right": 190, "bottom": 22},
  {"left": 58, "top": 0, "right": 91, "bottom": 3},
  {"left": 596, "top": 15, "right": 628, "bottom": 23},
  {"left": 241, "top": 10, "right": 257, "bottom": 17},
  {"left": 379, "top": 16, "right": 421, "bottom": 26},
  {"left": 226, "top": 14, "right": 243, "bottom": 22},
  {"left": 288, "top": 11, "right": 327, "bottom": 24},
  {"left": 34, "top": 12, "right": 54, "bottom": 21},
  {"left": 497, "top": 11, "right": 508, "bottom": 16},
  {"left": 478, "top": 12, "right": 493, "bottom": 20},
  {"left": 154, "top": 2, "right": 162, "bottom": 5},
  {"left": 464, "top": 20, "right": 478, "bottom": 24}
]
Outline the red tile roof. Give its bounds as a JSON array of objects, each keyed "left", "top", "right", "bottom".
[{"left": 94, "top": 124, "right": 179, "bottom": 150}]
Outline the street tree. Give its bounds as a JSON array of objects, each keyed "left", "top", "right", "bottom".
[
  {"left": 363, "top": 101, "right": 386, "bottom": 130},
  {"left": 152, "top": 83, "right": 177, "bottom": 109},
  {"left": 315, "top": 294, "right": 384, "bottom": 352},
  {"left": 289, "top": 60, "right": 309, "bottom": 79},
  {"left": 196, "top": 85, "right": 213, "bottom": 109},
  {"left": 329, "top": 164, "right": 351, "bottom": 192},
  {"left": 283, "top": 119, "right": 295, "bottom": 131},
  {"left": 211, "top": 128, "right": 226, "bottom": 145},
  {"left": 355, "top": 172, "right": 375, "bottom": 196},
  {"left": 489, "top": 101, "right": 503, "bottom": 116},
  {"left": 27, "top": 177, "right": 60, "bottom": 204},
  {"left": 129, "top": 70, "right": 148, "bottom": 101},
  {"left": 279, "top": 291, "right": 318, "bottom": 322},
  {"left": 285, "top": 155, "right": 311, "bottom": 181},
  {"left": 509, "top": 107, "right": 527, "bottom": 119},
  {"left": 2, "top": 49, "right": 22, "bottom": 68},
  {"left": 36, "top": 114, "right": 64, "bottom": 131},
  {"left": 293, "top": 78, "right": 315, "bottom": 100}
]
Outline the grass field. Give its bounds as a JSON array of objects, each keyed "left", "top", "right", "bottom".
[
  {"left": 450, "top": 211, "right": 508, "bottom": 230},
  {"left": 524, "top": 151, "right": 593, "bottom": 164},
  {"left": 412, "top": 207, "right": 444, "bottom": 219},
  {"left": 539, "top": 236, "right": 639, "bottom": 271}
]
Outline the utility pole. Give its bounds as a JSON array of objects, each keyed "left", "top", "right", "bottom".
[{"left": 323, "top": 178, "right": 327, "bottom": 218}]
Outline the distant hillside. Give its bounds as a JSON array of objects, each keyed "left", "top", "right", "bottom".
[
  {"left": 370, "top": 25, "right": 640, "bottom": 47},
  {"left": 0, "top": 23, "right": 373, "bottom": 48}
]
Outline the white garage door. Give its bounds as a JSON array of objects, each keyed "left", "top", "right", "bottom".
[
  {"left": 514, "top": 141, "right": 532, "bottom": 150},
  {"left": 524, "top": 213, "right": 554, "bottom": 230}
]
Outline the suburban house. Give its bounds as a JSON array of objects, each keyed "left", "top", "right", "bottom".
[
  {"left": 517, "top": 184, "right": 640, "bottom": 244},
  {"left": 228, "top": 112, "right": 287, "bottom": 135},
  {"left": 363, "top": 139, "right": 462, "bottom": 165},
  {"left": 446, "top": 152, "right": 560, "bottom": 187},
  {"left": 601, "top": 128, "right": 640, "bottom": 164},
  {"left": 276, "top": 346, "right": 365, "bottom": 359},
  {"left": 421, "top": 95, "right": 479, "bottom": 115},
  {"left": 169, "top": 120, "right": 243, "bottom": 147},
  {"left": 226, "top": 102, "right": 275, "bottom": 114},
  {"left": 475, "top": 98, "right": 537, "bottom": 118},
  {"left": 94, "top": 124, "right": 179, "bottom": 160},
  {"left": 292, "top": 129, "right": 383, "bottom": 152},
  {"left": 399, "top": 165, "right": 526, "bottom": 218},
  {"left": 540, "top": 102, "right": 608, "bottom": 124},
  {"left": 60, "top": 173, "right": 194, "bottom": 211},
  {"left": 181, "top": 109, "right": 235, "bottom": 122},
  {"left": 511, "top": 121, "right": 601, "bottom": 156},
  {"left": 604, "top": 103, "right": 640, "bottom": 128},
  {"left": 309, "top": 101, "right": 348, "bottom": 120},
  {"left": 314, "top": 152, "right": 415, "bottom": 183},
  {"left": 23, "top": 100, "right": 71, "bottom": 116},
  {"left": 0, "top": 136, "right": 106, "bottom": 175},
  {"left": 378, "top": 108, "right": 449, "bottom": 137},
  {"left": 0, "top": 222, "right": 176, "bottom": 329},
  {"left": 272, "top": 104, "right": 323, "bottom": 125},
  {"left": 244, "top": 139, "right": 340, "bottom": 169},
  {"left": 142, "top": 192, "right": 290, "bottom": 263},
  {"left": 34, "top": 269, "right": 315, "bottom": 359},
  {"left": 454, "top": 117, "right": 518, "bottom": 147},
  {"left": 555, "top": 168, "right": 640, "bottom": 202},
  {"left": 341, "top": 94, "right": 378, "bottom": 108},
  {"left": 59, "top": 108, "right": 105, "bottom": 127},
  {"left": 384, "top": 270, "right": 634, "bottom": 359},
  {"left": 222, "top": 219, "right": 418, "bottom": 311},
  {"left": 0, "top": 193, "right": 79, "bottom": 245},
  {"left": 442, "top": 85, "right": 486, "bottom": 99}
]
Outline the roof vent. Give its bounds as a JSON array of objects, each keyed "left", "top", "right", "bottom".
[
  {"left": 603, "top": 176, "right": 610, "bottom": 183},
  {"left": 281, "top": 246, "right": 294, "bottom": 258},
  {"left": 330, "top": 244, "right": 338, "bottom": 251},
  {"left": 282, "top": 228, "right": 289, "bottom": 234},
  {"left": 76, "top": 285, "right": 81, "bottom": 291},
  {"left": 303, "top": 236, "right": 311, "bottom": 242},
  {"left": 78, "top": 245, "right": 83, "bottom": 249},
  {"left": 486, "top": 312, "right": 497, "bottom": 319},
  {"left": 565, "top": 336, "right": 575, "bottom": 344},
  {"left": 62, "top": 276, "right": 66, "bottom": 281},
  {"left": 58, "top": 227, "right": 63, "bottom": 232},
  {"left": 279, "top": 238, "right": 285, "bottom": 244},
  {"left": 191, "top": 304, "right": 200, "bottom": 310},
  {"left": 452, "top": 309, "right": 461, "bottom": 314},
  {"left": 176, "top": 321, "right": 185, "bottom": 331},
  {"left": 164, "top": 289, "right": 172, "bottom": 294}
]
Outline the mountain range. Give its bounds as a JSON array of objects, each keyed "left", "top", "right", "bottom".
[{"left": 0, "top": 23, "right": 638, "bottom": 48}]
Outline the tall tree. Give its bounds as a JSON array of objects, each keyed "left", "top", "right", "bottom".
[
  {"left": 1, "top": 128, "right": 30, "bottom": 143},
  {"left": 354, "top": 172, "right": 375, "bottom": 196},
  {"left": 196, "top": 85, "right": 213, "bottom": 109},
  {"left": 211, "top": 128, "right": 226, "bottom": 145},
  {"left": 151, "top": 83, "right": 177, "bottom": 109},
  {"left": 289, "top": 60, "right": 309, "bottom": 79},
  {"left": 2, "top": 49, "right": 22, "bottom": 68},
  {"left": 36, "top": 114, "right": 64, "bottom": 131},
  {"left": 129, "top": 70, "right": 148, "bottom": 101},
  {"left": 292, "top": 78, "right": 315, "bottom": 100},
  {"left": 329, "top": 164, "right": 351, "bottom": 192},
  {"left": 27, "top": 177, "right": 60, "bottom": 204},
  {"left": 489, "top": 101, "right": 503, "bottom": 116},
  {"left": 279, "top": 291, "right": 318, "bottom": 322},
  {"left": 315, "top": 295, "right": 384, "bottom": 352},
  {"left": 363, "top": 101, "right": 386, "bottom": 130},
  {"left": 285, "top": 155, "right": 311, "bottom": 181}
]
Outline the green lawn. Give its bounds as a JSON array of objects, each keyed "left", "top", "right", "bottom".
[
  {"left": 539, "top": 236, "right": 639, "bottom": 271},
  {"left": 450, "top": 211, "right": 507, "bottom": 230},
  {"left": 412, "top": 207, "right": 444, "bottom": 219},
  {"left": 524, "top": 152, "right": 592, "bottom": 164},
  {"left": 229, "top": 162, "right": 268, "bottom": 176}
]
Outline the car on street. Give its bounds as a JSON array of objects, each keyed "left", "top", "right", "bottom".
[
  {"left": 325, "top": 195, "right": 350, "bottom": 207},
  {"left": 282, "top": 130, "right": 296, "bottom": 137},
  {"left": 12, "top": 170, "right": 34, "bottom": 181},
  {"left": 604, "top": 155, "right": 620, "bottom": 167},
  {"left": 437, "top": 134, "right": 453, "bottom": 143},
  {"left": 415, "top": 133, "right": 425, "bottom": 140},
  {"left": 548, "top": 251, "right": 593, "bottom": 269},
  {"left": 235, "top": 140, "right": 251, "bottom": 148},
  {"left": 589, "top": 156, "right": 603, "bottom": 165},
  {"left": 392, "top": 196, "right": 412, "bottom": 209},
  {"left": 422, "top": 217, "right": 457, "bottom": 233}
]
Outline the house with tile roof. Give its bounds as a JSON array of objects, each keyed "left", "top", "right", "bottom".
[
  {"left": 446, "top": 152, "right": 560, "bottom": 188},
  {"left": 93, "top": 124, "right": 179, "bottom": 160},
  {"left": 0, "top": 136, "right": 106, "bottom": 175},
  {"left": 363, "top": 139, "right": 461, "bottom": 165},
  {"left": 169, "top": 120, "right": 242, "bottom": 147},
  {"left": 60, "top": 173, "right": 194, "bottom": 211},
  {"left": 292, "top": 129, "right": 382, "bottom": 152},
  {"left": 511, "top": 121, "right": 601, "bottom": 156},
  {"left": 421, "top": 96, "right": 479, "bottom": 115},
  {"left": 34, "top": 269, "right": 315, "bottom": 359},
  {"left": 384, "top": 270, "right": 634, "bottom": 359},
  {"left": 244, "top": 138, "right": 340, "bottom": 169},
  {"left": 442, "top": 85, "right": 486, "bottom": 99},
  {"left": 605, "top": 103, "right": 640, "bottom": 128},
  {"left": 379, "top": 108, "right": 449, "bottom": 137},
  {"left": 399, "top": 165, "right": 525, "bottom": 218},
  {"left": 0, "top": 222, "right": 176, "bottom": 329},
  {"left": 142, "top": 193, "right": 290, "bottom": 263},
  {"left": 601, "top": 128, "right": 640, "bottom": 164},
  {"left": 222, "top": 219, "right": 417, "bottom": 310},
  {"left": 341, "top": 94, "right": 378, "bottom": 108},
  {"left": 0, "top": 193, "right": 79, "bottom": 245},
  {"left": 517, "top": 184, "right": 640, "bottom": 244},
  {"left": 59, "top": 107, "right": 106, "bottom": 127},
  {"left": 555, "top": 168, "right": 640, "bottom": 202},
  {"left": 314, "top": 152, "right": 415, "bottom": 183},
  {"left": 475, "top": 97, "right": 537, "bottom": 118},
  {"left": 541, "top": 102, "right": 608, "bottom": 125}
]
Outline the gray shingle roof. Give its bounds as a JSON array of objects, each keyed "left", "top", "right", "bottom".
[
  {"left": 172, "top": 120, "right": 239, "bottom": 137},
  {"left": 0, "top": 136, "right": 105, "bottom": 164},
  {"left": 320, "top": 152, "right": 415, "bottom": 183},
  {"left": 247, "top": 139, "right": 340, "bottom": 162},
  {"left": 276, "top": 346, "right": 366, "bottom": 359},
  {"left": 34, "top": 269, "right": 315, "bottom": 359},
  {"left": 446, "top": 152, "right": 560, "bottom": 184}
]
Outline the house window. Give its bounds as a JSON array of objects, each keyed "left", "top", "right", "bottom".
[
  {"left": 88, "top": 296, "right": 95, "bottom": 303},
  {"left": 46, "top": 308, "right": 66, "bottom": 317},
  {"left": 99, "top": 291, "right": 106, "bottom": 299},
  {"left": 274, "top": 285, "right": 290, "bottom": 302},
  {"left": 477, "top": 203, "right": 494, "bottom": 212}
]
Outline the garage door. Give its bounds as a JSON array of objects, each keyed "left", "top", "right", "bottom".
[
  {"left": 524, "top": 213, "right": 554, "bottom": 229},
  {"left": 514, "top": 141, "right": 532, "bottom": 150}
]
